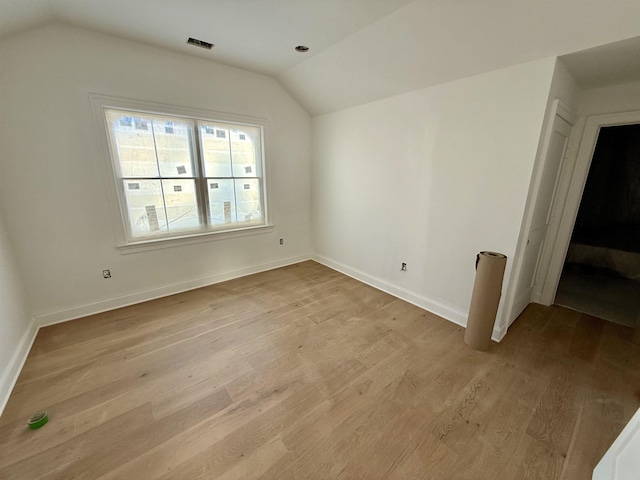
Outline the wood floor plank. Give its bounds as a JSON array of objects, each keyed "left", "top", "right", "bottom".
[
  {"left": 0, "top": 404, "right": 155, "bottom": 480},
  {"left": 448, "top": 397, "right": 537, "bottom": 479},
  {"left": 213, "top": 436, "right": 289, "bottom": 480},
  {"left": 498, "top": 434, "right": 565, "bottom": 480},
  {"left": 0, "top": 260, "right": 638, "bottom": 479},
  {"left": 386, "top": 432, "right": 460, "bottom": 480},
  {"left": 97, "top": 376, "right": 310, "bottom": 480},
  {"left": 525, "top": 361, "right": 582, "bottom": 457},
  {"left": 559, "top": 393, "right": 626, "bottom": 480}
]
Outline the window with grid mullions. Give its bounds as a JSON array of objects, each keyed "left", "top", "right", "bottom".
[{"left": 103, "top": 107, "right": 267, "bottom": 243}]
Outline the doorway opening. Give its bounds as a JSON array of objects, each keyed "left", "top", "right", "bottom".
[{"left": 554, "top": 123, "right": 640, "bottom": 326}]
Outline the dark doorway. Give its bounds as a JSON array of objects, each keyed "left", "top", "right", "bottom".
[{"left": 555, "top": 124, "right": 640, "bottom": 326}]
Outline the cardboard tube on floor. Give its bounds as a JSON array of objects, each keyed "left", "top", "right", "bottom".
[{"left": 464, "top": 251, "right": 507, "bottom": 351}]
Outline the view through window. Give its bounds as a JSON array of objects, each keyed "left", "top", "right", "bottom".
[{"left": 104, "top": 108, "right": 266, "bottom": 241}]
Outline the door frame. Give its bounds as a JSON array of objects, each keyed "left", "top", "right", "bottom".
[
  {"left": 502, "top": 99, "right": 574, "bottom": 330},
  {"left": 536, "top": 110, "right": 640, "bottom": 305},
  {"left": 593, "top": 406, "right": 640, "bottom": 479}
]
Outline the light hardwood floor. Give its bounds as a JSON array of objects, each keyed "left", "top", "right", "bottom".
[{"left": 1, "top": 260, "right": 638, "bottom": 479}]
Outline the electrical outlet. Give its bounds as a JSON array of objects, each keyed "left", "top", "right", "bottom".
[
  {"left": 401, "top": 263, "right": 407, "bottom": 271},
  {"left": 103, "top": 269, "right": 111, "bottom": 278},
  {"left": 279, "top": 238, "right": 284, "bottom": 245}
]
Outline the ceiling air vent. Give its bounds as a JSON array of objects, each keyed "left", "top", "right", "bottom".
[{"left": 187, "top": 37, "right": 214, "bottom": 50}]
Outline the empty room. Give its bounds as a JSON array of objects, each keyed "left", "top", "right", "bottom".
[{"left": 1, "top": 1, "right": 639, "bottom": 478}]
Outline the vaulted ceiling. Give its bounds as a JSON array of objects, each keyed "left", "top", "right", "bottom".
[
  {"left": 2, "top": 0, "right": 640, "bottom": 115},
  {"left": 0, "top": 0, "right": 414, "bottom": 74}
]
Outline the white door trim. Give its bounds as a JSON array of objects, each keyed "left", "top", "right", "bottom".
[
  {"left": 502, "top": 99, "right": 573, "bottom": 328},
  {"left": 538, "top": 110, "right": 640, "bottom": 305},
  {"left": 593, "top": 406, "right": 640, "bottom": 479}
]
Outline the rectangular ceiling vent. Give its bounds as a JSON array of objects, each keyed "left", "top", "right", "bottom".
[{"left": 187, "top": 37, "right": 214, "bottom": 50}]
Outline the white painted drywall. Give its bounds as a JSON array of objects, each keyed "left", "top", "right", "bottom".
[
  {"left": 312, "top": 57, "right": 556, "bottom": 334},
  {"left": 547, "top": 60, "right": 584, "bottom": 115},
  {"left": 0, "top": 211, "right": 34, "bottom": 414},
  {"left": 0, "top": 23, "right": 312, "bottom": 323},
  {"left": 577, "top": 80, "right": 640, "bottom": 116},
  {"left": 280, "top": 1, "right": 640, "bottom": 115}
]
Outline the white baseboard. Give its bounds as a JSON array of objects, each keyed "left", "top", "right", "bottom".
[
  {"left": 313, "top": 253, "right": 504, "bottom": 342},
  {"left": 0, "top": 316, "right": 38, "bottom": 416},
  {"left": 2, "top": 252, "right": 504, "bottom": 416},
  {"left": 35, "top": 254, "right": 312, "bottom": 328},
  {"left": 492, "top": 321, "right": 508, "bottom": 342},
  {"left": 1, "top": 254, "right": 311, "bottom": 417}
]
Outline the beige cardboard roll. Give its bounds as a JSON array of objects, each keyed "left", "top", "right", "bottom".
[{"left": 464, "top": 251, "right": 507, "bottom": 351}]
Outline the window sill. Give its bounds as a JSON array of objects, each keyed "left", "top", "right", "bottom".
[{"left": 116, "top": 224, "right": 274, "bottom": 254}]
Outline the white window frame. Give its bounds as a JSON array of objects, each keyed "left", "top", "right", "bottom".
[{"left": 90, "top": 94, "right": 272, "bottom": 253}]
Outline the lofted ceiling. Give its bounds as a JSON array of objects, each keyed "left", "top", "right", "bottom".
[
  {"left": 1, "top": 0, "right": 640, "bottom": 115},
  {"left": 0, "top": 0, "right": 414, "bottom": 75},
  {"left": 560, "top": 35, "right": 640, "bottom": 90}
]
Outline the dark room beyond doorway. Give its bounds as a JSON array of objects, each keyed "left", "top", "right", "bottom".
[{"left": 555, "top": 124, "right": 640, "bottom": 326}]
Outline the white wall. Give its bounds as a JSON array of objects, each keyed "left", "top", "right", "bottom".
[
  {"left": 280, "top": 1, "right": 640, "bottom": 115},
  {"left": 0, "top": 24, "right": 312, "bottom": 323},
  {"left": 547, "top": 59, "right": 583, "bottom": 114},
  {"left": 577, "top": 80, "right": 640, "bottom": 116},
  {"left": 312, "top": 57, "right": 556, "bottom": 336},
  {"left": 0, "top": 212, "right": 34, "bottom": 414}
]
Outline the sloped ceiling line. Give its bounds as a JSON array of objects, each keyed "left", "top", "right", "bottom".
[{"left": 1, "top": 0, "right": 640, "bottom": 115}]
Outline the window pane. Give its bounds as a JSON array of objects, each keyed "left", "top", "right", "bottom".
[
  {"left": 230, "top": 125, "right": 261, "bottom": 177},
  {"left": 106, "top": 110, "right": 158, "bottom": 177},
  {"left": 201, "top": 124, "right": 232, "bottom": 177},
  {"left": 207, "top": 179, "right": 236, "bottom": 225},
  {"left": 162, "top": 179, "right": 200, "bottom": 231},
  {"left": 102, "top": 102, "right": 267, "bottom": 242},
  {"left": 153, "top": 119, "right": 194, "bottom": 177},
  {"left": 123, "top": 180, "right": 167, "bottom": 236},
  {"left": 235, "top": 179, "right": 262, "bottom": 223}
]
